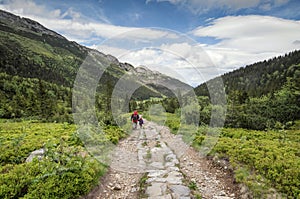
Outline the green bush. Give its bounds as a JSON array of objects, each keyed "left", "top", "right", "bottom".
[
  {"left": 103, "top": 125, "right": 127, "bottom": 144},
  {"left": 0, "top": 121, "right": 107, "bottom": 199},
  {"left": 208, "top": 127, "right": 300, "bottom": 198}
]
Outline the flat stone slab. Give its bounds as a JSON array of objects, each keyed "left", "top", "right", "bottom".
[
  {"left": 169, "top": 185, "right": 191, "bottom": 197},
  {"left": 149, "top": 162, "right": 165, "bottom": 169},
  {"left": 146, "top": 183, "right": 167, "bottom": 197},
  {"left": 148, "top": 194, "right": 172, "bottom": 199},
  {"left": 213, "top": 196, "right": 234, "bottom": 199},
  {"left": 148, "top": 170, "right": 167, "bottom": 178}
]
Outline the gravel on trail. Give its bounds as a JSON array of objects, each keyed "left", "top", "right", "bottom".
[{"left": 82, "top": 120, "right": 243, "bottom": 199}]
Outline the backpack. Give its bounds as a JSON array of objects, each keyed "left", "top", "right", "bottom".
[{"left": 132, "top": 114, "right": 138, "bottom": 122}]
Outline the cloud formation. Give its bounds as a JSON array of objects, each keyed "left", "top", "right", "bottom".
[
  {"left": 190, "top": 15, "right": 300, "bottom": 74},
  {"left": 1, "top": 0, "right": 299, "bottom": 86},
  {"left": 192, "top": 15, "right": 300, "bottom": 53},
  {"left": 146, "top": 0, "right": 290, "bottom": 14},
  {"left": 98, "top": 15, "right": 300, "bottom": 85}
]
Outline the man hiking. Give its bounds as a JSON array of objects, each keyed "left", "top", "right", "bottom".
[{"left": 131, "top": 110, "right": 139, "bottom": 129}]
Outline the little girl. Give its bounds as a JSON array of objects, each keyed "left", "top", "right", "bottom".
[{"left": 138, "top": 117, "right": 144, "bottom": 129}]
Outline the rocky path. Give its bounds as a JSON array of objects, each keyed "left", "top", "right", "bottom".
[{"left": 83, "top": 120, "right": 241, "bottom": 199}]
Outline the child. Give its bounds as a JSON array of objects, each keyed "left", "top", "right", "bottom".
[
  {"left": 138, "top": 116, "right": 144, "bottom": 129},
  {"left": 131, "top": 110, "right": 139, "bottom": 129}
]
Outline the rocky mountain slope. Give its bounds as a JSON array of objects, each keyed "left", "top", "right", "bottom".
[{"left": 0, "top": 9, "right": 191, "bottom": 100}]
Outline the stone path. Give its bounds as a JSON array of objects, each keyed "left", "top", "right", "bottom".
[
  {"left": 83, "top": 120, "right": 241, "bottom": 199},
  {"left": 137, "top": 123, "right": 191, "bottom": 198}
]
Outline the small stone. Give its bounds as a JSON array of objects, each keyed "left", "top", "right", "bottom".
[
  {"left": 113, "top": 184, "right": 122, "bottom": 190},
  {"left": 219, "top": 190, "right": 226, "bottom": 196},
  {"left": 213, "top": 197, "right": 232, "bottom": 199},
  {"left": 131, "top": 187, "right": 137, "bottom": 192}
]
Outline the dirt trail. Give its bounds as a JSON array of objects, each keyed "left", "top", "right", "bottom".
[{"left": 82, "top": 120, "right": 241, "bottom": 199}]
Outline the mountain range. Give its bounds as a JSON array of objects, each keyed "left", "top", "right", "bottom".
[
  {"left": 0, "top": 9, "right": 299, "bottom": 121},
  {"left": 0, "top": 9, "right": 192, "bottom": 99}
]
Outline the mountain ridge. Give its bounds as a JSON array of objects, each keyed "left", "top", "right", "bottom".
[
  {"left": 195, "top": 50, "right": 300, "bottom": 97},
  {"left": 0, "top": 9, "right": 191, "bottom": 97}
]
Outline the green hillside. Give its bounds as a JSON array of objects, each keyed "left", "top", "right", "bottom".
[
  {"left": 193, "top": 50, "right": 300, "bottom": 130},
  {"left": 195, "top": 50, "right": 300, "bottom": 97},
  {"left": 0, "top": 10, "right": 179, "bottom": 122}
]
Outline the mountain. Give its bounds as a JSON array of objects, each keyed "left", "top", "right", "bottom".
[
  {"left": 195, "top": 50, "right": 300, "bottom": 97},
  {"left": 133, "top": 66, "right": 192, "bottom": 97},
  {"left": 0, "top": 9, "right": 191, "bottom": 121}
]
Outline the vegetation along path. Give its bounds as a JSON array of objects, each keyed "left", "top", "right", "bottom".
[{"left": 83, "top": 120, "right": 241, "bottom": 199}]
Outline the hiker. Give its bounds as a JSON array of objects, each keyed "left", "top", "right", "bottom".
[
  {"left": 138, "top": 116, "right": 144, "bottom": 129},
  {"left": 131, "top": 110, "right": 139, "bottom": 129}
]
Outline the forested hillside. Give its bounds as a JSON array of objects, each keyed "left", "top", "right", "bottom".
[
  {"left": 195, "top": 50, "right": 300, "bottom": 97},
  {"left": 192, "top": 50, "right": 300, "bottom": 130},
  {"left": 0, "top": 10, "right": 191, "bottom": 122}
]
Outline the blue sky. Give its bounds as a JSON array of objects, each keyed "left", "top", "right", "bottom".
[{"left": 1, "top": 0, "right": 300, "bottom": 86}]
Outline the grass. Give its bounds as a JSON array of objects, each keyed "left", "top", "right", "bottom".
[
  {"left": 188, "top": 181, "right": 197, "bottom": 190},
  {"left": 146, "top": 149, "right": 152, "bottom": 159},
  {"left": 0, "top": 120, "right": 110, "bottom": 198},
  {"left": 155, "top": 141, "right": 161, "bottom": 148},
  {"left": 138, "top": 173, "right": 149, "bottom": 198},
  {"left": 162, "top": 113, "right": 300, "bottom": 198}
]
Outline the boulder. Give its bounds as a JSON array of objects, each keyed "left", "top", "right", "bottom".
[{"left": 25, "top": 148, "right": 45, "bottom": 162}]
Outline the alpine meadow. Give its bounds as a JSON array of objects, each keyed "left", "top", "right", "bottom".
[{"left": 0, "top": 7, "right": 299, "bottom": 199}]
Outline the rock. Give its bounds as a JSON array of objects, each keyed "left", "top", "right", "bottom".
[
  {"left": 239, "top": 184, "right": 249, "bottom": 194},
  {"left": 213, "top": 196, "right": 233, "bottom": 199},
  {"left": 131, "top": 187, "right": 137, "bottom": 192},
  {"left": 113, "top": 183, "right": 122, "bottom": 190},
  {"left": 146, "top": 183, "right": 167, "bottom": 197},
  {"left": 25, "top": 148, "right": 45, "bottom": 162},
  {"left": 219, "top": 190, "right": 226, "bottom": 196},
  {"left": 169, "top": 185, "right": 190, "bottom": 197},
  {"left": 148, "top": 170, "right": 167, "bottom": 178},
  {"left": 149, "top": 162, "right": 164, "bottom": 169}
]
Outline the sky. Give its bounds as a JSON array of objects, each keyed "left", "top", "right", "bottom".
[{"left": 0, "top": 0, "right": 300, "bottom": 86}]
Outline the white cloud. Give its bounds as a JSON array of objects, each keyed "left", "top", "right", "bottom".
[
  {"left": 97, "top": 15, "right": 300, "bottom": 86},
  {"left": 192, "top": 15, "right": 300, "bottom": 53},
  {"left": 95, "top": 44, "right": 130, "bottom": 58},
  {"left": 189, "top": 15, "right": 300, "bottom": 80},
  {"left": 1, "top": 0, "right": 299, "bottom": 86},
  {"left": 94, "top": 41, "right": 218, "bottom": 86},
  {"left": 0, "top": 0, "right": 178, "bottom": 43},
  {"left": 118, "top": 47, "right": 208, "bottom": 86},
  {"left": 0, "top": 0, "right": 61, "bottom": 18},
  {"left": 147, "top": 0, "right": 290, "bottom": 14}
]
